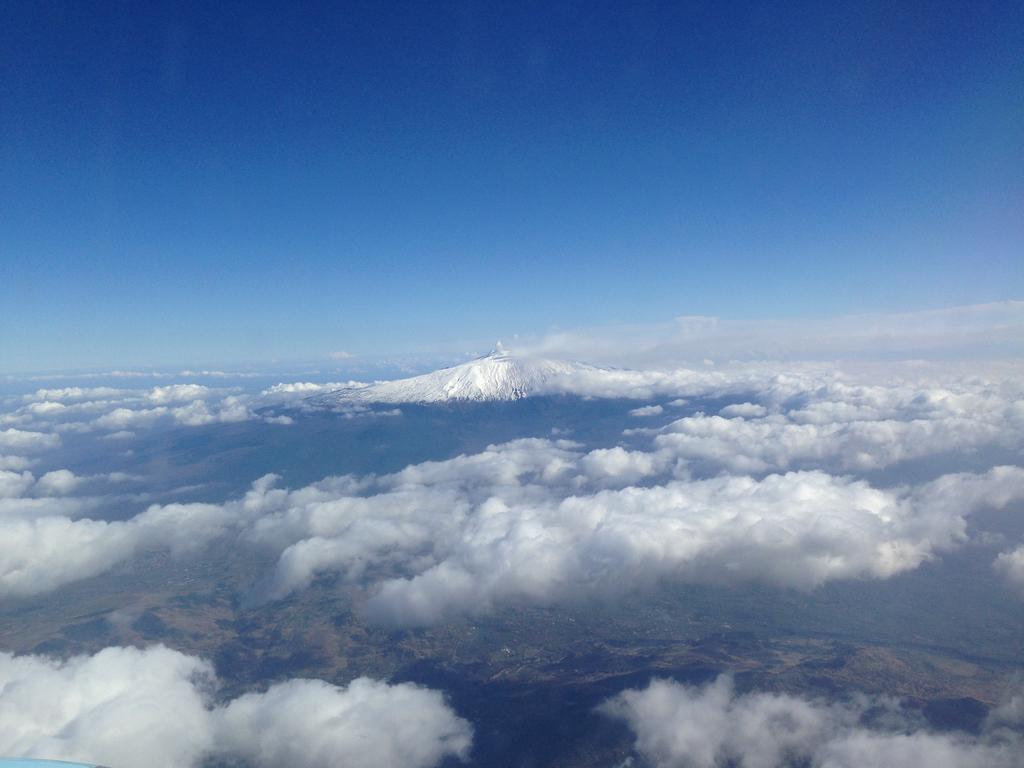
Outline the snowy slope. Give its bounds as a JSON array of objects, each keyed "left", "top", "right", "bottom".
[{"left": 319, "top": 347, "right": 605, "bottom": 403}]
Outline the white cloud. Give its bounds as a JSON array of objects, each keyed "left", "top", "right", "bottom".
[
  {"left": 601, "top": 675, "right": 1024, "bottom": 768},
  {"left": 0, "top": 455, "right": 34, "bottom": 470},
  {"left": 0, "top": 645, "right": 213, "bottom": 768},
  {"left": 70, "top": 395, "right": 261, "bottom": 431},
  {"left": 0, "top": 645, "right": 471, "bottom": 768},
  {"left": 720, "top": 402, "right": 767, "bottom": 418},
  {"left": 94, "top": 406, "right": 169, "bottom": 430},
  {"left": 264, "top": 381, "right": 339, "bottom": 394},
  {"left": 232, "top": 440, "right": 1023, "bottom": 625},
  {"left": 147, "top": 384, "right": 214, "bottom": 404},
  {"left": 0, "top": 515, "right": 141, "bottom": 595},
  {"left": 355, "top": 467, "right": 1007, "bottom": 626},
  {"left": 995, "top": 546, "right": 1024, "bottom": 594},
  {"left": 24, "top": 386, "right": 131, "bottom": 402},
  {"left": 630, "top": 404, "right": 664, "bottom": 417},
  {"left": 0, "top": 428, "right": 60, "bottom": 452},
  {"left": 34, "top": 469, "right": 82, "bottom": 495},
  {"left": 0, "top": 465, "right": 234, "bottom": 595},
  {"left": 24, "top": 401, "right": 67, "bottom": 415},
  {"left": 214, "top": 676, "right": 472, "bottom": 768},
  {"left": 515, "top": 300, "right": 1024, "bottom": 367},
  {"left": 0, "top": 470, "right": 35, "bottom": 499},
  {"left": 653, "top": 387, "right": 1024, "bottom": 472},
  {"left": 99, "top": 430, "right": 135, "bottom": 440},
  {"left": 261, "top": 381, "right": 361, "bottom": 400},
  {"left": 0, "top": 430, "right": 1018, "bottom": 618},
  {"left": 579, "top": 446, "right": 674, "bottom": 486},
  {"left": 0, "top": 465, "right": 141, "bottom": 524},
  {"left": 264, "top": 414, "right": 295, "bottom": 425},
  {"left": 170, "top": 396, "right": 253, "bottom": 426},
  {"left": 2, "top": 382, "right": 292, "bottom": 436}
]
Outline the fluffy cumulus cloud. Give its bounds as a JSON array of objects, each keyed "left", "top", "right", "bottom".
[
  {"left": 719, "top": 402, "right": 767, "bottom": 418},
  {"left": 84, "top": 391, "right": 259, "bottom": 430},
  {"left": 601, "top": 675, "right": 1024, "bottom": 768},
  {"left": 0, "top": 454, "right": 34, "bottom": 470},
  {"left": 145, "top": 383, "right": 214, "bottom": 404},
  {"left": 0, "top": 433, "right": 1021, "bottom": 622},
  {"left": 183, "top": 443, "right": 1024, "bottom": 625},
  {"left": 34, "top": 468, "right": 82, "bottom": 495},
  {"left": 347, "top": 463, "right": 1022, "bottom": 626},
  {"left": 0, "top": 463, "right": 226, "bottom": 595},
  {"left": 215, "top": 676, "right": 472, "bottom": 768},
  {"left": 0, "top": 515, "right": 139, "bottom": 595},
  {"left": 1, "top": 383, "right": 274, "bottom": 437},
  {"left": 0, "top": 645, "right": 471, "bottom": 768},
  {"left": 0, "top": 497, "right": 246, "bottom": 597},
  {"left": 22, "top": 386, "right": 132, "bottom": 402},
  {"left": 646, "top": 373, "right": 1024, "bottom": 473},
  {"left": 630, "top": 404, "right": 665, "bottom": 417},
  {"left": 995, "top": 546, "right": 1024, "bottom": 594},
  {"left": 0, "top": 467, "right": 134, "bottom": 523},
  {"left": 261, "top": 380, "right": 362, "bottom": 398},
  {"left": 0, "top": 470, "right": 35, "bottom": 499},
  {"left": 0, "top": 378, "right": 406, "bottom": 438},
  {"left": 0, "top": 428, "right": 60, "bottom": 452}
]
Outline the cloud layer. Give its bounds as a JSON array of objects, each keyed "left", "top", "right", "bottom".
[
  {"left": 3, "top": 435, "right": 1017, "bottom": 626},
  {"left": 514, "top": 300, "right": 1024, "bottom": 367},
  {"left": 251, "top": 457, "right": 1022, "bottom": 626},
  {"left": 0, "top": 645, "right": 471, "bottom": 768},
  {"left": 1, "top": 361, "right": 1022, "bottom": 627},
  {"left": 602, "top": 675, "right": 1024, "bottom": 768}
]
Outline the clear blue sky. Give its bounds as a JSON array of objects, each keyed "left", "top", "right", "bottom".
[{"left": 2, "top": 0, "right": 1022, "bottom": 372}]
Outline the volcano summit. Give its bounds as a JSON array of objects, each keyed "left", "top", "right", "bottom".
[{"left": 320, "top": 347, "right": 605, "bottom": 404}]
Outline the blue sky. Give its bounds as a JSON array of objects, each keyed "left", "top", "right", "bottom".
[{"left": 2, "top": 0, "right": 1022, "bottom": 373}]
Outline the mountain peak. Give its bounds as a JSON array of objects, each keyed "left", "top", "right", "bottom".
[{"left": 321, "top": 350, "right": 599, "bottom": 404}]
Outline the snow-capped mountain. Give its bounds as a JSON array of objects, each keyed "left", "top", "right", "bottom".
[{"left": 319, "top": 346, "right": 604, "bottom": 403}]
